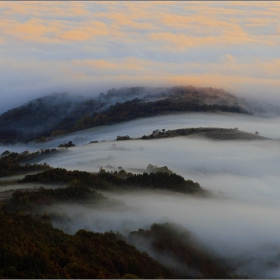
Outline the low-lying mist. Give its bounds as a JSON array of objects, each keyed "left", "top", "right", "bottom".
[
  {"left": 45, "top": 187, "right": 280, "bottom": 278},
  {"left": 1, "top": 112, "right": 280, "bottom": 152},
  {"left": 2, "top": 112, "right": 280, "bottom": 277}
]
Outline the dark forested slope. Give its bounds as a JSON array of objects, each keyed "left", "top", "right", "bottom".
[
  {"left": 0, "top": 86, "right": 249, "bottom": 143},
  {"left": 128, "top": 223, "right": 245, "bottom": 279},
  {"left": 0, "top": 210, "right": 244, "bottom": 279},
  {"left": 0, "top": 210, "right": 181, "bottom": 279}
]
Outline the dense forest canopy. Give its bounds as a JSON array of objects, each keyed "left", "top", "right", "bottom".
[{"left": 0, "top": 209, "right": 184, "bottom": 279}]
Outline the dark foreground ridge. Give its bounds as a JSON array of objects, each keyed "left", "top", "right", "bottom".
[
  {"left": 0, "top": 209, "right": 246, "bottom": 278},
  {"left": 0, "top": 209, "right": 181, "bottom": 279},
  {"left": 0, "top": 151, "right": 245, "bottom": 278}
]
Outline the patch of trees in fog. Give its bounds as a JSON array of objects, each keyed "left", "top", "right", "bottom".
[
  {"left": 0, "top": 150, "right": 53, "bottom": 177},
  {"left": 19, "top": 167, "right": 204, "bottom": 195}
]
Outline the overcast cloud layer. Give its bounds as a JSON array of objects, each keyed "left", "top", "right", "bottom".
[{"left": 1, "top": 1, "right": 280, "bottom": 113}]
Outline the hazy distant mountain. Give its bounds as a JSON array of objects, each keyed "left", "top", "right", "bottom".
[
  {"left": 0, "top": 93, "right": 88, "bottom": 143},
  {"left": 0, "top": 86, "right": 250, "bottom": 143}
]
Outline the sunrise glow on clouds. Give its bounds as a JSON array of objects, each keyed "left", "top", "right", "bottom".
[{"left": 0, "top": 1, "right": 280, "bottom": 112}]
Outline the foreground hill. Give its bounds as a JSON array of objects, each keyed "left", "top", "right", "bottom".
[
  {"left": 0, "top": 150, "right": 241, "bottom": 278},
  {"left": 0, "top": 209, "right": 244, "bottom": 279},
  {"left": 0, "top": 86, "right": 249, "bottom": 143},
  {"left": 0, "top": 209, "right": 180, "bottom": 279}
]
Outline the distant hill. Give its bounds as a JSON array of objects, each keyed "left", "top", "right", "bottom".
[
  {"left": 0, "top": 86, "right": 250, "bottom": 143},
  {"left": 0, "top": 93, "right": 88, "bottom": 143},
  {"left": 140, "top": 127, "right": 269, "bottom": 141}
]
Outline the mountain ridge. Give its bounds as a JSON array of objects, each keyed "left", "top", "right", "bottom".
[{"left": 0, "top": 86, "right": 250, "bottom": 144}]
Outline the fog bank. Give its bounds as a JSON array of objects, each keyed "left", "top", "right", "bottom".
[
  {"left": 46, "top": 188, "right": 280, "bottom": 278},
  {"left": 2, "top": 112, "right": 280, "bottom": 277}
]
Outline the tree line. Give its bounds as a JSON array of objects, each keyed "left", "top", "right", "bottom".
[
  {"left": 19, "top": 168, "right": 204, "bottom": 194},
  {"left": 0, "top": 150, "right": 53, "bottom": 177}
]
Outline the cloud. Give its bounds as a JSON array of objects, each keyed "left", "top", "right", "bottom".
[
  {"left": 58, "top": 30, "right": 90, "bottom": 41},
  {"left": 98, "top": 55, "right": 280, "bottom": 91},
  {"left": 0, "top": 2, "right": 108, "bottom": 43},
  {"left": 0, "top": 18, "right": 62, "bottom": 43},
  {"left": 160, "top": 13, "right": 229, "bottom": 29},
  {"left": 1, "top": 1, "right": 89, "bottom": 18},
  {"left": 57, "top": 21, "right": 109, "bottom": 41},
  {"left": 0, "top": 17, "right": 110, "bottom": 43},
  {"left": 72, "top": 59, "right": 118, "bottom": 70},
  {"left": 15, "top": 19, "right": 50, "bottom": 35},
  {"left": 2, "top": 52, "right": 280, "bottom": 109},
  {"left": 1, "top": 1, "right": 279, "bottom": 48},
  {"left": 147, "top": 21, "right": 268, "bottom": 51},
  {"left": 0, "top": 1, "right": 279, "bottom": 112},
  {"left": 243, "top": 17, "right": 279, "bottom": 28}
]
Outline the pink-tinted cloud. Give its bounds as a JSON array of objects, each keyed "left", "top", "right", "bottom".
[
  {"left": 57, "top": 21, "right": 109, "bottom": 41},
  {"left": 0, "top": 0, "right": 280, "bottom": 111}
]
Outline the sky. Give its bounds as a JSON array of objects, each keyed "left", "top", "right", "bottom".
[{"left": 1, "top": 1, "right": 280, "bottom": 113}]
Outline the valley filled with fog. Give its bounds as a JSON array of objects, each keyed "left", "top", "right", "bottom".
[
  {"left": 2, "top": 1, "right": 280, "bottom": 277},
  {"left": 2, "top": 112, "right": 280, "bottom": 277}
]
